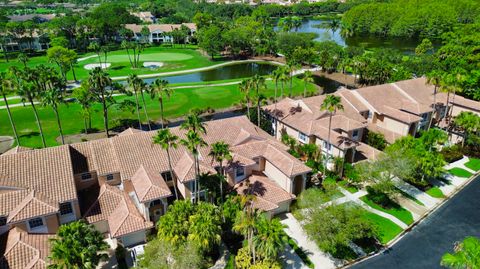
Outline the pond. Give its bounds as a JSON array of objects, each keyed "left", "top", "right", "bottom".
[
  {"left": 279, "top": 18, "right": 427, "bottom": 54},
  {"left": 141, "top": 62, "right": 277, "bottom": 84}
]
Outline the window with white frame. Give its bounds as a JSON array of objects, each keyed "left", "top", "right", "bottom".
[
  {"left": 0, "top": 216, "right": 6, "bottom": 226},
  {"left": 106, "top": 174, "right": 114, "bottom": 181},
  {"left": 235, "top": 167, "right": 245, "bottom": 178},
  {"left": 323, "top": 141, "right": 331, "bottom": 151},
  {"left": 298, "top": 132, "right": 308, "bottom": 143},
  {"left": 28, "top": 218, "right": 44, "bottom": 229},
  {"left": 80, "top": 172, "right": 92, "bottom": 181},
  {"left": 59, "top": 202, "right": 73, "bottom": 215}
]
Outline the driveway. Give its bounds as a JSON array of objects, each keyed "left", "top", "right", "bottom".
[{"left": 350, "top": 176, "right": 480, "bottom": 269}]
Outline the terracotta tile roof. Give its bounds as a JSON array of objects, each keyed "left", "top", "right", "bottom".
[
  {"left": 311, "top": 124, "right": 359, "bottom": 150},
  {"left": 263, "top": 145, "right": 311, "bottom": 176},
  {"left": 7, "top": 190, "right": 58, "bottom": 223},
  {"left": 234, "top": 174, "right": 295, "bottom": 212},
  {"left": 0, "top": 189, "right": 29, "bottom": 217},
  {"left": 89, "top": 139, "right": 120, "bottom": 176},
  {"left": 367, "top": 124, "right": 404, "bottom": 144},
  {"left": 83, "top": 184, "right": 153, "bottom": 238},
  {"left": 0, "top": 227, "right": 54, "bottom": 269},
  {"left": 2, "top": 146, "right": 32, "bottom": 156},
  {"left": 118, "top": 128, "right": 143, "bottom": 137},
  {"left": 0, "top": 145, "right": 77, "bottom": 204},
  {"left": 450, "top": 95, "right": 480, "bottom": 112},
  {"left": 130, "top": 165, "right": 172, "bottom": 202},
  {"left": 173, "top": 152, "right": 217, "bottom": 183},
  {"left": 354, "top": 142, "right": 383, "bottom": 163},
  {"left": 379, "top": 105, "right": 422, "bottom": 124}
]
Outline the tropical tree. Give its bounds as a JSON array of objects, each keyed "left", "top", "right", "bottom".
[
  {"left": 72, "top": 81, "right": 94, "bottom": 134},
  {"left": 426, "top": 71, "right": 444, "bottom": 126},
  {"left": 150, "top": 79, "right": 173, "bottom": 128},
  {"left": 17, "top": 52, "right": 28, "bottom": 68},
  {"left": 187, "top": 202, "right": 222, "bottom": 252},
  {"left": 327, "top": 19, "right": 340, "bottom": 36},
  {"left": 272, "top": 67, "right": 282, "bottom": 104},
  {"left": 42, "top": 82, "right": 66, "bottom": 145},
  {"left": 453, "top": 112, "right": 480, "bottom": 147},
  {"left": 121, "top": 40, "right": 134, "bottom": 68},
  {"left": 251, "top": 75, "right": 266, "bottom": 127},
  {"left": 87, "top": 41, "right": 102, "bottom": 65},
  {"left": 153, "top": 129, "right": 179, "bottom": 200},
  {"left": 208, "top": 141, "right": 232, "bottom": 203},
  {"left": 286, "top": 64, "right": 295, "bottom": 97},
  {"left": 127, "top": 74, "right": 148, "bottom": 130},
  {"left": 239, "top": 79, "right": 252, "bottom": 119},
  {"left": 138, "top": 239, "right": 202, "bottom": 269},
  {"left": 302, "top": 70, "right": 314, "bottom": 97},
  {"left": 48, "top": 221, "right": 108, "bottom": 268},
  {"left": 180, "top": 113, "right": 207, "bottom": 202},
  {"left": 321, "top": 95, "right": 344, "bottom": 172},
  {"left": 234, "top": 195, "right": 259, "bottom": 265},
  {"left": 253, "top": 216, "right": 287, "bottom": 261},
  {"left": 441, "top": 236, "right": 480, "bottom": 269},
  {"left": 88, "top": 67, "right": 113, "bottom": 137},
  {"left": 0, "top": 72, "right": 20, "bottom": 145},
  {"left": 16, "top": 68, "right": 46, "bottom": 147}
]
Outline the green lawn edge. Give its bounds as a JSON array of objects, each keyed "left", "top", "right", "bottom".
[
  {"left": 287, "top": 237, "right": 315, "bottom": 268},
  {"left": 361, "top": 212, "right": 403, "bottom": 244},
  {"left": 464, "top": 158, "right": 480, "bottom": 172},
  {"left": 449, "top": 167, "right": 473, "bottom": 178},
  {"left": 425, "top": 186, "right": 445, "bottom": 198},
  {"left": 360, "top": 196, "right": 414, "bottom": 225}
]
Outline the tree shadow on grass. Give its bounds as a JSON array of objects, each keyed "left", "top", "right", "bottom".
[{"left": 19, "top": 131, "right": 40, "bottom": 139}]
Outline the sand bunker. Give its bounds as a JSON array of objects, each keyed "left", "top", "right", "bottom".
[
  {"left": 143, "top": 62, "right": 164, "bottom": 69},
  {"left": 84, "top": 63, "right": 111, "bottom": 70}
]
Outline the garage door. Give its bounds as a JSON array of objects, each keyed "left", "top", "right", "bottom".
[{"left": 121, "top": 231, "right": 146, "bottom": 247}]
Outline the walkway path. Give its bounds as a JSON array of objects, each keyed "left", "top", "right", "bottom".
[
  {"left": 392, "top": 178, "right": 440, "bottom": 209},
  {"left": 280, "top": 213, "right": 341, "bottom": 269},
  {"left": 77, "top": 54, "right": 98, "bottom": 62},
  {"left": 281, "top": 244, "right": 308, "bottom": 269},
  {"left": 0, "top": 102, "right": 36, "bottom": 110},
  {"left": 338, "top": 188, "right": 408, "bottom": 229}
]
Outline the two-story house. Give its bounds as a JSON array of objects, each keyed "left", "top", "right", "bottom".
[{"left": 124, "top": 23, "right": 196, "bottom": 44}]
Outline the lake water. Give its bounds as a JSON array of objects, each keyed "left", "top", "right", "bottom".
[
  {"left": 280, "top": 18, "right": 424, "bottom": 54},
  {"left": 142, "top": 62, "right": 277, "bottom": 84}
]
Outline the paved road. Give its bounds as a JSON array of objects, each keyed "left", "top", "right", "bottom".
[{"left": 351, "top": 176, "right": 480, "bottom": 269}]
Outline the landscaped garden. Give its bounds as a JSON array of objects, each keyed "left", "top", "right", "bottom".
[
  {"left": 360, "top": 211, "right": 403, "bottom": 244},
  {"left": 464, "top": 158, "right": 480, "bottom": 172},
  {"left": 425, "top": 186, "right": 445, "bottom": 199}
]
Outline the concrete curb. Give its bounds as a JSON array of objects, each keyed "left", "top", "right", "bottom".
[{"left": 342, "top": 165, "right": 480, "bottom": 268}]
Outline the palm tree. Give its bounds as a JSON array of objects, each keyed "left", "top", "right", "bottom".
[
  {"left": 321, "top": 95, "right": 344, "bottom": 173},
  {"left": 426, "top": 71, "right": 443, "bottom": 127},
  {"left": 16, "top": 68, "right": 46, "bottom": 147},
  {"left": 253, "top": 216, "right": 288, "bottom": 261},
  {"left": 127, "top": 74, "right": 145, "bottom": 130},
  {"left": 150, "top": 79, "right": 173, "bottom": 128},
  {"left": 73, "top": 82, "right": 94, "bottom": 134},
  {"left": 302, "top": 70, "right": 314, "bottom": 98},
  {"left": 49, "top": 221, "right": 109, "bottom": 268},
  {"left": 278, "top": 66, "right": 288, "bottom": 98},
  {"left": 286, "top": 64, "right": 295, "bottom": 97},
  {"left": 251, "top": 75, "right": 266, "bottom": 127},
  {"left": 441, "top": 236, "right": 480, "bottom": 269},
  {"left": 234, "top": 194, "right": 259, "bottom": 265},
  {"left": 153, "top": 129, "right": 179, "bottom": 200},
  {"left": 121, "top": 40, "right": 134, "bottom": 68},
  {"left": 209, "top": 141, "right": 232, "bottom": 203},
  {"left": 453, "top": 112, "right": 480, "bottom": 147},
  {"left": 327, "top": 19, "right": 341, "bottom": 36},
  {"left": 41, "top": 81, "right": 66, "bottom": 145},
  {"left": 180, "top": 130, "right": 208, "bottom": 202},
  {"left": 239, "top": 79, "right": 252, "bottom": 119},
  {"left": 0, "top": 72, "right": 20, "bottom": 146},
  {"left": 87, "top": 41, "right": 102, "bottom": 66},
  {"left": 88, "top": 67, "right": 113, "bottom": 137},
  {"left": 272, "top": 67, "right": 282, "bottom": 104}
]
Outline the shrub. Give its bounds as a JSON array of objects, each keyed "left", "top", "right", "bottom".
[
  {"left": 440, "top": 145, "right": 464, "bottom": 163},
  {"left": 366, "top": 186, "right": 391, "bottom": 208},
  {"left": 366, "top": 131, "right": 387, "bottom": 151}
]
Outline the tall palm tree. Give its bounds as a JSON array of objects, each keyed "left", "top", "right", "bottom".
[
  {"left": 88, "top": 67, "right": 113, "bottom": 137},
  {"left": 286, "top": 64, "right": 295, "bottom": 97},
  {"left": 426, "top": 71, "right": 443, "bottom": 127},
  {"left": 180, "top": 130, "right": 207, "bottom": 202},
  {"left": 73, "top": 81, "right": 94, "bottom": 134},
  {"left": 0, "top": 72, "right": 20, "bottom": 146},
  {"left": 321, "top": 95, "right": 344, "bottom": 173},
  {"left": 278, "top": 66, "right": 288, "bottom": 98},
  {"left": 41, "top": 79, "right": 66, "bottom": 145},
  {"left": 16, "top": 68, "right": 46, "bottom": 147},
  {"left": 150, "top": 79, "right": 173, "bottom": 128},
  {"left": 251, "top": 75, "right": 266, "bottom": 127},
  {"left": 272, "top": 67, "right": 282, "bottom": 104},
  {"left": 17, "top": 52, "right": 28, "bottom": 68},
  {"left": 153, "top": 129, "right": 179, "bottom": 200},
  {"left": 441, "top": 236, "right": 480, "bottom": 269},
  {"left": 234, "top": 194, "right": 259, "bottom": 264},
  {"left": 302, "top": 70, "right": 314, "bottom": 98},
  {"left": 208, "top": 141, "right": 232, "bottom": 203},
  {"left": 127, "top": 74, "right": 145, "bottom": 130},
  {"left": 239, "top": 79, "right": 252, "bottom": 119},
  {"left": 327, "top": 19, "right": 341, "bottom": 36}
]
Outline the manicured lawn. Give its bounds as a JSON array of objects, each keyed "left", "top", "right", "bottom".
[
  {"left": 287, "top": 237, "right": 315, "bottom": 268},
  {"left": 0, "top": 45, "right": 223, "bottom": 81},
  {"left": 0, "top": 78, "right": 317, "bottom": 148},
  {"left": 360, "top": 196, "right": 414, "bottom": 225},
  {"left": 361, "top": 211, "right": 403, "bottom": 244},
  {"left": 425, "top": 186, "right": 445, "bottom": 198},
  {"left": 465, "top": 158, "right": 480, "bottom": 172},
  {"left": 449, "top": 167, "right": 473, "bottom": 178}
]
